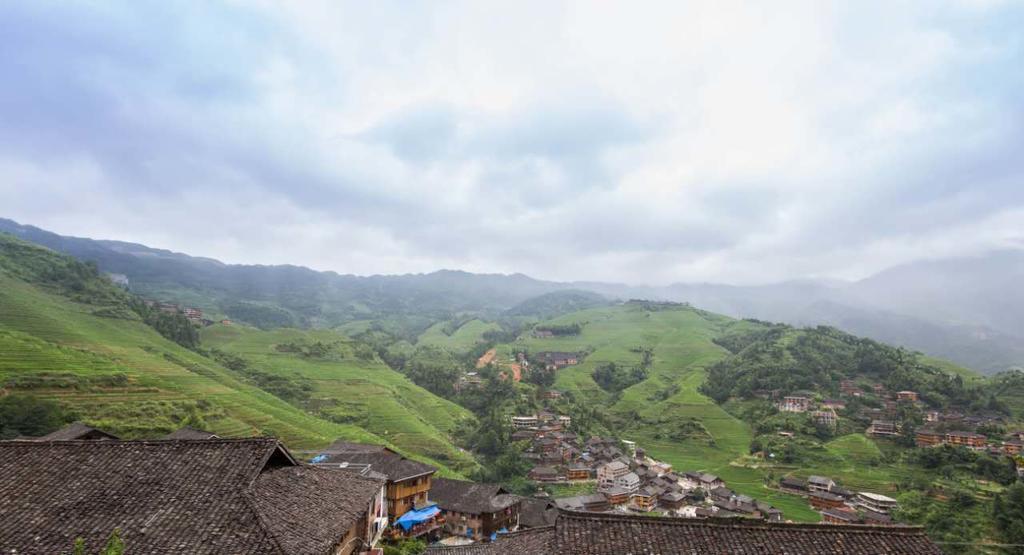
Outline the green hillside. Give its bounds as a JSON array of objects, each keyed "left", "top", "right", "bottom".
[
  {"left": 0, "top": 234, "right": 471, "bottom": 474},
  {"left": 417, "top": 319, "right": 501, "bottom": 354},
  {"left": 497, "top": 301, "right": 1002, "bottom": 524},
  {"left": 201, "top": 325, "right": 478, "bottom": 473},
  {"left": 497, "top": 302, "right": 819, "bottom": 520}
]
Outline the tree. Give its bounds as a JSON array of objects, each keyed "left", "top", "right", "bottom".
[
  {"left": 0, "top": 395, "right": 67, "bottom": 439},
  {"left": 994, "top": 482, "right": 1024, "bottom": 549}
]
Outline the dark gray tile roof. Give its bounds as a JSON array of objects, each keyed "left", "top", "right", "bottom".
[
  {"left": 35, "top": 422, "right": 119, "bottom": 441},
  {"left": 252, "top": 465, "right": 383, "bottom": 554},
  {"left": 321, "top": 449, "right": 436, "bottom": 482},
  {"left": 426, "top": 510, "right": 942, "bottom": 554},
  {"left": 424, "top": 526, "right": 555, "bottom": 554},
  {"left": 519, "top": 498, "right": 558, "bottom": 528},
  {"left": 0, "top": 438, "right": 381, "bottom": 554},
  {"left": 162, "top": 426, "right": 219, "bottom": 440},
  {"left": 430, "top": 478, "right": 520, "bottom": 514}
]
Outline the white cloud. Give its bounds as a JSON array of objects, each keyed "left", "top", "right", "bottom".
[{"left": 0, "top": 0, "right": 1022, "bottom": 285}]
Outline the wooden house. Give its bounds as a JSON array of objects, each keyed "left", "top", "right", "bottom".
[
  {"left": 318, "top": 441, "right": 437, "bottom": 523},
  {"left": 430, "top": 478, "right": 521, "bottom": 542},
  {"left": 0, "top": 438, "right": 387, "bottom": 554},
  {"left": 945, "top": 431, "right": 987, "bottom": 449}
]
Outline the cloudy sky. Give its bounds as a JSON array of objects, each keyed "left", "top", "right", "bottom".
[{"left": 1, "top": 1, "right": 1022, "bottom": 285}]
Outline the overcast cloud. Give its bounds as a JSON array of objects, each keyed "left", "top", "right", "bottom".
[{"left": 1, "top": 1, "right": 1022, "bottom": 285}]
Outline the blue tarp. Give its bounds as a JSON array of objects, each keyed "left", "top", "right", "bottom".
[
  {"left": 394, "top": 504, "right": 440, "bottom": 531},
  {"left": 310, "top": 454, "right": 328, "bottom": 463}
]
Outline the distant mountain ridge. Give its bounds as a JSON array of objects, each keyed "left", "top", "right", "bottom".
[{"left": 2, "top": 217, "right": 1022, "bottom": 374}]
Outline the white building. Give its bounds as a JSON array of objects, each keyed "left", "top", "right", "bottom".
[
  {"left": 854, "top": 492, "right": 898, "bottom": 514},
  {"left": 511, "top": 415, "right": 538, "bottom": 429},
  {"left": 597, "top": 461, "right": 630, "bottom": 490}
]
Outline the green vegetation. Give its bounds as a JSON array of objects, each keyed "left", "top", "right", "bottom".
[
  {"left": 535, "top": 322, "right": 584, "bottom": 336},
  {"left": 200, "top": 325, "right": 477, "bottom": 475},
  {"left": 591, "top": 362, "right": 648, "bottom": 394},
  {"left": 0, "top": 394, "right": 69, "bottom": 439},
  {"left": 701, "top": 324, "right": 984, "bottom": 409},
  {"left": 489, "top": 302, "right": 821, "bottom": 521},
  {"left": 0, "top": 235, "right": 452, "bottom": 462},
  {"left": 417, "top": 319, "right": 500, "bottom": 354},
  {"left": 993, "top": 482, "right": 1024, "bottom": 550},
  {"left": 74, "top": 529, "right": 125, "bottom": 555}
]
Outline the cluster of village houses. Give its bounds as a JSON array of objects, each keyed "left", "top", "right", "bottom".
[
  {"left": 779, "top": 474, "right": 900, "bottom": 526},
  {"left": 141, "top": 299, "right": 231, "bottom": 326},
  {"left": 510, "top": 411, "right": 786, "bottom": 521},
  {"left": 0, "top": 421, "right": 947, "bottom": 554},
  {"left": 775, "top": 383, "right": 1024, "bottom": 465}
]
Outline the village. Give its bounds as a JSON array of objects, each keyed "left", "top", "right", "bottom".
[
  {"left": 0, "top": 420, "right": 943, "bottom": 554},
  {"left": 771, "top": 382, "right": 1024, "bottom": 461}
]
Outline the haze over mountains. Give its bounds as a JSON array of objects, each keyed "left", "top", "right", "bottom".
[{"left": 2, "top": 217, "right": 1021, "bottom": 375}]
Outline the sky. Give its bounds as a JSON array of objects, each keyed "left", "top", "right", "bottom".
[{"left": 1, "top": 1, "right": 1022, "bottom": 285}]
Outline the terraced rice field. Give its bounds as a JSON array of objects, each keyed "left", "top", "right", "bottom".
[
  {"left": 0, "top": 273, "right": 380, "bottom": 450},
  {"left": 201, "top": 325, "right": 478, "bottom": 475}
]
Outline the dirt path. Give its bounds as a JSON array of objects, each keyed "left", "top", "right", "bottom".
[{"left": 476, "top": 348, "right": 497, "bottom": 368}]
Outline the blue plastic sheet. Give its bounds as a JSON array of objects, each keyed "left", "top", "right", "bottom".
[{"left": 394, "top": 504, "right": 440, "bottom": 531}]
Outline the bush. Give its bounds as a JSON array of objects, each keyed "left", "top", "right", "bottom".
[{"left": 0, "top": 395, "right": 68, "bottom": 439}]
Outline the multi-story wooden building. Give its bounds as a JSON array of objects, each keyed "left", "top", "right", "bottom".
[
  {"left": 318, "top": 441, "right": 437, "bottom": 522},
  {"left": 809, "top": 491, "right": 846, "bottom": 510},
  {"left": 430, "top": 478, "right": 521, "bottom": 542},
  {"left": 915, "top": 429, "right": 944, "bottom": 447},
  {"left": 945, "top": 431, "right": 987, "bottom": 449}
]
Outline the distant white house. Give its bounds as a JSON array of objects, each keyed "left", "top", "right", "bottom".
[{"left": 854, "top": 492, "right": 898, "bottom": 514}]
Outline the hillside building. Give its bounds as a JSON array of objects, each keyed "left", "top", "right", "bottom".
[
  {"left": 915, "top": 429, "right": 944, "bottom": 448},
  {"left": 854, "top": 492, "right": 898, "bottom": 515},
  {"left": 868, "top": 420, "right": 898, "bottom": 438},
  {"left": 807, "top": 475, "right": 836, "bottom": 493},
  {"left": 317, "top": 441, "right": 437, "bottom": 524},
  {"left": 897, "top": 391, "right": 919, "bottom": 402},
  {"left": 945, "top": 431, "right": 987, "bottom": 449},
  {"left": 780, "top": 396, "right": 811, "bottom": 413},
  {"left": 430, "top": 478, "right": 521, "bottom": 542},
  {"left": 812, "top": 410, "right": 837, "bottom": 427},
  {"left": 511, "top": 415, "right": 539, "bottom": 429}
]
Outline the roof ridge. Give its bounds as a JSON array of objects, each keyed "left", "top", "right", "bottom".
[
  {"left": 1, "top": 437, "right": 279, "bottom": 445},
  {"left": 556, "top": 510, "right": 928, "bottom": 535},
  {"left": 241, "top": 491, "right": 290, "bottom": 555},
  {"left": 428, "top": 526, "right": 556, "bottom": 552}
]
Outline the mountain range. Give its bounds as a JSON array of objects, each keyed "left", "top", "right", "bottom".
[{"left": 2, "top": 217, "right": 1021, "bottom": 374}]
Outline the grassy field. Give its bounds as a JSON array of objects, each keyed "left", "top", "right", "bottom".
[
  {"left": 201, "top": 325, "right": 478, "bottom": 475},
  {"left": 416, "top": 319, "right": 500, "bottom": 354}
]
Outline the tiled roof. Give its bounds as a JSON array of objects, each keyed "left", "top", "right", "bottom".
[
  {"left": 425, "top": 510, "right": 941, "bottom": 554},
  {"left": 163, "top": 426, "right": 219, "bottom": 440},
  {"left": 424, "top": 526, "right": 555, "bottom": 554},
  {"left": 0, "top": 439, "right": 380, "bottom": 554},
  {"left": 251, "top": 465, "right": 383, "bottom": 554},
  {"left": 519, "top": 498, "right": 558, "bottom": 528},
  {"left": 430, "top": 478, "right": 520, "bottom": 514},
  {"left": 35, "top": 421, "right": 119, "bottom": 441},
  {"left": 321, "top": 449, "right": 436, "bottom": 482}
]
